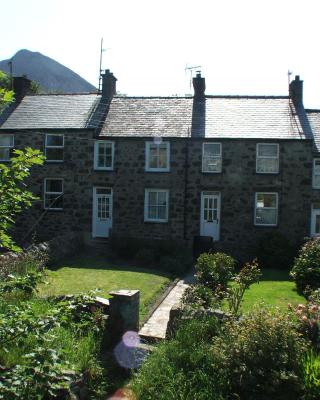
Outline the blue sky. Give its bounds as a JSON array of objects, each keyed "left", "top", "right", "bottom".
[{"left": 1, "top": 0, "right": 320, "bottom": 107}]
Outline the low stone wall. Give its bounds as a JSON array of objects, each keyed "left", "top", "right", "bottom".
[{"left": 0, "top": 232, "right": 84, "bottom": 278}]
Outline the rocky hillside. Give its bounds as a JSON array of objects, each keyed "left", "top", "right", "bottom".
[{"left": 0, "top": 49, "right": 96, "bottom": 93}]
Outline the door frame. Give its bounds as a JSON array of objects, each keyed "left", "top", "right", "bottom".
[
  {"left": 200, "top": 191, "right": 221, "bottom": 240},
  {"left": 92, "top": 187, "right": 113, "bottom": 238}
]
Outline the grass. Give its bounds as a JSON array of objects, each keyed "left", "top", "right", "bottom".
[
  {"left": 241, "top": 268, "right": 305, "bottom": 312},
  {"left": 38, "top": 254, "right": 172, "bottom": 322}
]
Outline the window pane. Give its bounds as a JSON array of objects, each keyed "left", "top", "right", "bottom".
[
  {"left": 158, "top": 205, "right": 166, "bottom": 220},
  {"left": 316, "top": 215, "right": 320, "bottom": 234},
  {"left": 257, "top": 158, "right": 278, "bottom": 173},
  {"left": 204, "top": 143, "right": 221, "bottom": 156},
  {"left": 314, "top": 175, "right": 320, "bottom": 188},
  {"left": 0, "top": 148, "right": 10, "bottom": 161},
  {"left": 204, "top": 156, "right": 221, "bottom": 172},
  {"left": 148, "top": 205, "right": 158, "bottom": 219},
  {"left": 256, "top": 209, "right": 277, "bottom": 225},
  {"left": 158, "top": 147, "right": 167, "bottom": 168},
  {"left": 158, "top": 192, "right": 167, "bottom": 205},
  {"left": 148, "top": 192, "right": 157, "bottom": 206},
  {"left": 258, "top": 144, "right": 278, "bottom": 157},
  {"left": 46, "top": 135, "right": 63, "bottom": 146},
  {"left": 0, "top": 135, "right": 14, "bottom": 147},
  {"left": 97, "top": 143, "right": 112, "bottom": 168},
  {"left": 45, "top": 193, "right": 63, "bottom": 209},
  {"left": 46, "top": 147, "right": 63, "bottom": 161},
  {"left": 46, "top": 179, "right": 63, "bottom": 193},
  {"left": 257, "top": 193, "right": 277, "bottom": 208}
]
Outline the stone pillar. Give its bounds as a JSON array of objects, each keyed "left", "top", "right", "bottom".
[{"left": 108, "top": 290, "right": 140, "bottom": 345}]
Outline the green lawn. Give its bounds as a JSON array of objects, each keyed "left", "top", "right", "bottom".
[
  {"left": 241, "top": 268, "right": 305, "bottom": 312},
  {"left": 38, "top": 255, "right": 172, "bottom": 322}
]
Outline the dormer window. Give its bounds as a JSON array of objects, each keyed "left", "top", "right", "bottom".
[
  {"left": 202, "top": 143, "right": 222, "bottom": 173},
  {"left": 145, "top": 142, "right": 170, "bottom": 172},
  {"left": 0, "top": 134, "right": 14, "bottom": 161},
  {"left": 45, "top": 134, "right": 64, "bottom": 162},
  {"left": 94, "top": 141, "right": 114, "bottom": 170},
  {"left": 256, "top": 143, "right": 279, "bottom": 174}
]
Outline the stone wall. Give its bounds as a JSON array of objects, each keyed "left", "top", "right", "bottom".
[{"left": 9, "top": 129, "right": 314, "bottom": 261}]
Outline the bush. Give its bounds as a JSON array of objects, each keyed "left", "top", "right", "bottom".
[
  {"left": 257, "top": 231, "right": 296, "bottom": 270},
  {"left": 303, "top": 350, "right": 320, "bottom": 400},
  {"left": 182, "top": 284, "right": 218, "bottom": 309},
  {"left": 195, "top": 252, "right": 235, "bottom": 290},
  {"left": 213, "top": 307, "right": 306, "bottom": 400},
  {"left": 290, "top": 238, "right": 320, "bottom": 294}
]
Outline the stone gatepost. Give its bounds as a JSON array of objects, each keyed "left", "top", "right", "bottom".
[{"left": 108, "top": 290, "right": 140, "bottom": 346}]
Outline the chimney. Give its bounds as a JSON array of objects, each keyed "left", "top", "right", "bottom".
[
  {"left": 193, "top": 71, "right": 205, "bottom": 100},
  {"left": 289, "top": 75, "right": 303, "bottom": 106},
  {"left": 13, "top": 76, "right": 32, "bottom": 101},
  {"left": 101, "top": 69, "right": 117, "bottom": 100}
]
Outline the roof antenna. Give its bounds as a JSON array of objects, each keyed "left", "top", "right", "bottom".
[
  {"left": 98, "top": 38, "right": 109, "bottom": 93},
  {"left": 185, "top": 64, "right": 202, "bottom": 91}
]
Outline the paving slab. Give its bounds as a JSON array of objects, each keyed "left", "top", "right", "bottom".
[{"left": 139, "top": 270, "right": 195, "bottom": 340}]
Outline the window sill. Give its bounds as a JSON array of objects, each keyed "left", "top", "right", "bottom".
[
  {"left": 94, "top": 167, "right": 114, "bottom": 171},
  {"left": 43, "top": 208, "right": 64, "bottom": 212},
  {"left": 255, "top": 171, "right": 279, "bottom": 175},
  {"left": 145, "top": 169, "right": 170, "bottom": 173},
  {"left": 144, "top": 220, "right": 168, "bottom": 224},
  {"left": 254, "top": 223, "right": 278, "bottom": 227}
]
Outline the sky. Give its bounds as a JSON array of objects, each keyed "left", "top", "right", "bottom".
[{"left": 1, "top": 0, "right": 320, "bottom": 107}]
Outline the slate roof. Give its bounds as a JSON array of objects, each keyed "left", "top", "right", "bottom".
[
  {"left": 306, "top": 110, "right": 320, "bottom": 152},
  {"left": 0, "top": 94, "right": 100, "bottom": 130},
  {"left": 100, "top": 96, "right": 307, "bottom": 140}
]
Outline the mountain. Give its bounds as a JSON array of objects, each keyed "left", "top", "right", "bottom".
[{"left": 0, "top": 49, "right": 96, "bottom": 93}]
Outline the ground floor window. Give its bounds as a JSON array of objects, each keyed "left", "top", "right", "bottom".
[
  {"left": 144, "top": 189, "right": 169, "bottom": 222},
  {"left": 0, "top": 134, "right": 14, "bottom": 161},
  {"left": 311, "top": 203, "right": 320, "bottom": 237},
  {"left": 44, "top": 178, "right": 63, "bottom": 210},
  {"left": 254, "top": 192, "right": 278, "bottom": 226}
]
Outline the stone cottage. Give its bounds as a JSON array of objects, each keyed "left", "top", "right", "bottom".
[{"left": 0, "top": 71, "right": 319, "bottom": 259}]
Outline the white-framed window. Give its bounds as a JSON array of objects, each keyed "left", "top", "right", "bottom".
[
  {"left": 202, "top": 142, "right": 222, "bottom": 173},
  {"left": 45, "top": 134, "right": 64, "bottom": 162},
  {"left": 313, "top": 159, "right": 320, "bottom": 189},
  {"left": 145, "top": 142, "right": 170, "bottom": 172},
  {"left": 0, "top": 134, "right": 14, "bottom": 161},
  {"left": 254, "top": 192, "right": 278, "bottom": 226},
  {"left": 94, "top": 141, "right": 114, "bottom": 170},
  {"left": 311, "top": 203, "right": 320, "bottom": 237},
  {"left": 44, "top": 178, "right": 63, "bottom": 210},
  {"left": 144, "top": 189, "right": 169, "bottom": 222},
  {"left": 256, "top": 143, "right": 279, "bottom": 174}
]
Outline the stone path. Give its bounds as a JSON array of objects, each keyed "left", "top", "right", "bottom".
[{"left": 139, "top": 270, "right": 195, "bottom": 340}]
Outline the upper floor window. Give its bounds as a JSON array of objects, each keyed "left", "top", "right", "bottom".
[
  {"left": 144, "top": 189, "right": 169, "bottom": 222},
  {"left": 145, "top": 141, "right": 170, "bottom": 172},
  {"left": 44, "top": 178, "right": 63, "bottom": 210},
  {"left": 313, "top": 159, "right": 320, "bottom": 189},
  {"left": 94, "top": 141, "right": 114, "bottom": 170},
  {"left": 0, "top": 134, "right": 14, "bottom": 161},
  {"left": 254, "top": 192, "right": 278, "bottom": 226},
  {"left": 45, "top": 134, "right": 64, "bottom": 162},
  {"left": 256, "top": 143, "right": 279, "bottom": 174},
  {"left": 202, "top": 143, "right": 222, "bottom": 173}
]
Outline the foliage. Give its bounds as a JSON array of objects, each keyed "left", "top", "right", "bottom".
[
  {"left": 0, "top": 70, "right": 13, "bottom": 113},
  {"left": 195, "top": 252, "right": 236, "bottom": 290},
  {"left": 182, "top": 284, "right": 218, "bottom": 309},
  {"left": 290, "top": 238, "right": 320, "bottom": 294},
  {"left": 303, "top": 350, "right": 320, "bottom": 400},
  {"left": 131, "top": 315, "right": 228, "bottom": 400},
  {"left": 226, "top": 259, "right": 262, "bottom": 316},
  {"left": 257, "top": 231, "right": 296, "bottom": 270},
  {"left": 212, "top": 307, "right": 306, "bottom": 400},
  {"left": 0, "top": 271, "right": 44, "bottom": 297},
  {"left": 289, "top": 289, "right": 320, "bottom": 351},
  {"left": 0, "top": 347, "right": 77, "bottom": 399},
  {"left": 0, "top": 148, "right": 45, "bottom": 251},
  {"left": 0, "top": 246, "right": 49, "bottom": 280}
]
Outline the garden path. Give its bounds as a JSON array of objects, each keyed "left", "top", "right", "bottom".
[{"left": 139, "top": 270, "right": 195, "bottom": 340}]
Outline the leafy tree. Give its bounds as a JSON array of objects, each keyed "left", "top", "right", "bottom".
[
  {"left": 0, "top": 148, "right": 45, "bottom": 251},
  {"left": 0, "top": 70, "right": 13, "bottom": 113}
]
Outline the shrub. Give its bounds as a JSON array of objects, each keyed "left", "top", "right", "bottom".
[
  {"left": 303, "top": 350, "right": 320, "bottom": 400},
  {"left": 182, "top": 284, "right": 218, "bottom": 309},
  {"left": 257, "top": 231, "right": 296, "bottom": 270},
  {"left": 195, "top": 252, "right": 236, "bottom": 290},
  {"left": 290, "top": 238, "right": 320, "bottom": 294},
  {"left": 213, "top": 307, "right": 306, "bottom": 400}
]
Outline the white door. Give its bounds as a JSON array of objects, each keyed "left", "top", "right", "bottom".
[
  {"left": 200, "top": 192, "right": 220, "bottom": 240},
  {"left": 92, "top": 187, "right": 112, "bottom": 238},
  {"left": 311, "top": 207, "right": 320, "bottom": 237}
]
